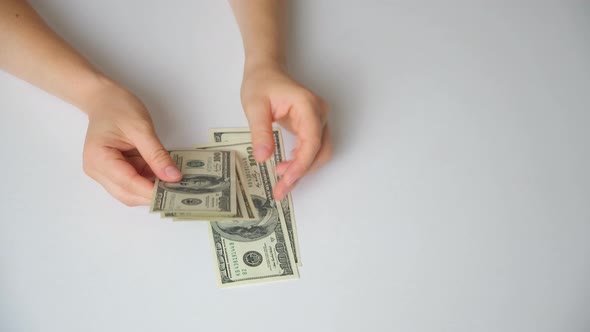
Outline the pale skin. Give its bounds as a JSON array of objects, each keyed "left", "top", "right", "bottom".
[{"left": 0, "top": 0, "right": 332, "bottom": 206}]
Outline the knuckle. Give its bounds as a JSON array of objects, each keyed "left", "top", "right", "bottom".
[
  {"left": 299, "top": 90, "right": 323, "bottom": 107},
  {"left": 299, "top": 96, "right": 324, "bottom": 117},
  {"left": 127, "top": 117, "right": 154, "bottom": 135},
  {"left": 322, "top": 146, "right": 334, "bottom": 164},
  {"left": 320, "top": 98, "right": 329, "bottom": 114},
  {"left": 239, "top": 84, "right": 252, "bottom": 102},
  {"left": 308, "top": 137, "right": 322, "bottom": 149},
  {"left": 243, "top": 100, "right": 269, "bottom": 117},
  {"left": 82, "top": 153, "right": 96, "bottom": 177},
  {"left": 148, "top": 148, "right": 171, "bottom": 166},
  {"left": 112, "top": 190, "right": 137, "bottom": 207},
  {"left": 240, "top": 93, "right": 255, "bottom": 107},
  {"left": 119, "top": 177, "right": 133, "bottom": 194},
  {"left": 82, "top": 163, "right": 93, "bottom": 178},
  {"left": 253, "top": 127, "right": 274, "bottom": 140},
  {"left": 121, "top": 198, "right": 138, "bottom": 207},
  {"left": 109, "top": 189, "right": 127, "bottom": 205},
  {"left": 240, "top": 91, "right": 262, "bottom": 106},
  {"left": 297, "top": 89, "right": 316, "bottom": 102},
  {"left": 121, "top": 173, "right": 143, "bottom": 195}
]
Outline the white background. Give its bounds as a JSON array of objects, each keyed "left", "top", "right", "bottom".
[{"left": 1, "top": 1, "right": 589, "bottom": 331}]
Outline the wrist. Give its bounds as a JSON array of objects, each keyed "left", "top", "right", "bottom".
[
  {"left": 75, "top": 74, "right": 136, "bottom": 118},
  {"left": 244, "top": 54, "right": 286, "bottom": 76}
]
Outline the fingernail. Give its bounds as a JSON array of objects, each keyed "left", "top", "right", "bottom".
[
  {"left": 254, "top": 144, "right": 271, "bottom": 161},
  {"left": 165, "top": 166, "right": 182, "bottom": 179}
]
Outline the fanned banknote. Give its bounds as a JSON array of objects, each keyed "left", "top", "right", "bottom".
[
  {"left": 195, "top": 141, "right": 299, "bottom": 286},
  {"left": 208, "top": 127, "right": 302, "bottom": 265},
  {"left": 150, "top": 150, "right": 237, "bottom": 217},
  {"left": 163, "top": 161, "right": 258, "bottom": 221}
]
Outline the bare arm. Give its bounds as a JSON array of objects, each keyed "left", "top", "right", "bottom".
[
  {"left": 229, "top": 0, "right": 332, "bottom": 200},
  {"left": 0, "top": 0, "right": 105, "bottom": 110},
  {"left": 229, "top": 0, "right": 286, "bottom": 70},
  {"left": 0, "top": 1, "right": 181, "bottom": 206}
]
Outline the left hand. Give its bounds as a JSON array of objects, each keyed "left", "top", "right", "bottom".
[{"left": 240, "top": 63, "right": 332, "bottom": 200}]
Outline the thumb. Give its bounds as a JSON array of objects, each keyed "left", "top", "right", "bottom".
[
  {"left": 244, "top": 99, "right": 275, "bottom": 162},
  {"left": 131, "top": 127, "right": 182, "bottom": 182}
]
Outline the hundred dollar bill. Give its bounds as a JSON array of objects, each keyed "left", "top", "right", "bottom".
[
  {"left": 232, "top": 159, "right": 258, "bottom": 219},
  {"left": 166, "top": 188, "right": 256, "bottom": 221},
  {"left": 162, "top": 162, "right": 258, "bottom": 221},
  {"left": 208, "top": 127, "right": 302, "bottom": 265},
  {"left": 150, "top": 150, "right": 237, "bottom": 217},
  {"left": 195, "top": 141, "right": 298, "bottom": 286},
  {"left": 164, "top": 192, "right": 251, "bottom": 221}
]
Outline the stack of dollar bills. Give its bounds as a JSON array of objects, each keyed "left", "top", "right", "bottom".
[{"left": 150, "top": 128, "right": 301, "bottom": 287}]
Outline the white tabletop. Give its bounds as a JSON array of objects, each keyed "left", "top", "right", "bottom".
[{"left": 1, "top": 1, "right": 589, "bottom": 331}]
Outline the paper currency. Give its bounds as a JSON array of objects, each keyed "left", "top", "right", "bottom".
[
  {"left": 150, "top": 150, "right": 237, "bottom": 217},
  {"left": 208, "top": 127, "right": 302, "bottom": 265},
  {"left": 151, "top": 129, "right": 303, "bottom": 286},
  {"left": 194, "top": 141, "right": 299, "bottom": 286},
  {"left": 162, "top": 163, "right": 258, "bottom": 221}
]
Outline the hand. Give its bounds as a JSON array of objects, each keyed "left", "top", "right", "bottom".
[
  {"left": 82, "top": 82, "right": 182, "bottom": 206},
  {"left": 241, "top": 63, "right": 332, "bottom": 200}
]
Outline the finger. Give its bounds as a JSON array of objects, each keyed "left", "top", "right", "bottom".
[
  {"left": 99, "top": 175, "right": 151, "bottom": 206},
  {"left": 127, "top": 125, "right": 182, "bottom": 182},
  {"left": 244, "top": 99, "right": 275, "bottom": 162},
  {"left": 275, "top": 161, "right": 292, "bottom": 177},
  {"left": 274, "top": 126, "right": 331, "bottom": 199},
  {"left": 306, "top": 125, "right": 333, "bottom": 174},
  {"left": 123, "top": 150, "right": 156, "bottom": 180},
  {"left": 139, "top": 165, "right": 156, "bottom": 181},
  {"left": 105, "top": 158, "right": 155, "bottom": 200},
  {"left": 87, "top": 161, "right": 152, "bottom": 206},
  {"left": 274, "top": 110, "right": 323, "bottom": 200},
  {"left": 273, "top": 177, "right": 300, "bottom": 202},
  {"left": 275, "top": 126, "right": 330, "bottom": 185},
  {"left": 318, "top": 98, "right": 329, "bottom": 128},
  {"left": 279, "top": 97, "right": 327, "bottom": 131},
  {"left": 92, "top": 146, "right": 156, "bottom": 200}
]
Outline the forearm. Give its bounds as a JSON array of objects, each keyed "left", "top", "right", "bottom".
[
  {"left": 229, "top": 0, "right": 287, "bottom": 72},
  {"left": 0, "top": 0, "right": 115, "bottom": 112}
]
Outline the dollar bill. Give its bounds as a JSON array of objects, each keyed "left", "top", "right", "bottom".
[
  {"left": 195, "top": 141, "right": 299, "bottom": 286},
  {"left": 208, "top": 127, "right": 302, "bottom": 265},
  {"left": 162, "top": 162, "right": 258, "bottom": 221},
  {"left": 150, "top": 150, "right": 237, "bottom": 217},
  {"left": 232, "top": 158, "right": 258, "bottom": 219}
]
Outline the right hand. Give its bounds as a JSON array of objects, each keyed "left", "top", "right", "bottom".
[
  {"left": 81, "top": 81, "right": 182, "bottom": 206},
  {"left": 240, "top": 64, "right": 332, "bottom": 200}
]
